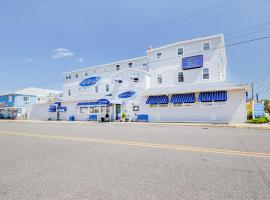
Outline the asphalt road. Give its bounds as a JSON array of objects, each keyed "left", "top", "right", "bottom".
[{"left": 0, "top": 121, "right": 270, "bottom": 200}]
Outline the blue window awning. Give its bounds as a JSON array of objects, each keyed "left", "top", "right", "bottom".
[
  {"left": 170, "top": 93, "right": 195, "bottom": 104},
  {"left": 199, "top": 91, "right": 227, "bottom": 102},
  {"left": 146, "top": 95, "right": 169, "bottom": 104},
  {"left": 76, "top": 102, "right": 97, "bottom": 107}
]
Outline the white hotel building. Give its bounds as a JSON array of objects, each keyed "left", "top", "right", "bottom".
[{"left": 29, "top": 34, "right": 250, "bottom": 123}]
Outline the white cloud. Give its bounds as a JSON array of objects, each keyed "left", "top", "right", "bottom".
[
  {"left": 77, "top": 57, "right": 84, "bottom": 62},
  {"left": 52, "top": 48, "right": 74, "bottom": 59},
  {"left": 26, "top": 58, "right": 32, "bottom": 62}
]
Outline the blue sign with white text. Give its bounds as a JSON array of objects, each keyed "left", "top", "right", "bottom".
[
  {"left": 97, "top": 99, "right": 110, "bottom": 106},
  {"left": 182, "top": 55, "right": 203, "bottom": 70},
  {"left": 118, "top": 91, "right": 136, "bottom": 99},
  {"left": 79, "top": 76, "right": 100, "bottom": 87},
  {"left": 253, "top": 103, "right": 265, "bottom": 118}
]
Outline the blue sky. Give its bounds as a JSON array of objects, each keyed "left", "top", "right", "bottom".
[{"left": 0, "top": 0, "right": 270, "bottom": 99}]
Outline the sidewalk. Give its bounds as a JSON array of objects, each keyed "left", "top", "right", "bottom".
[{"left": 1, "top": 119, "right": 270, "bottom": 130}]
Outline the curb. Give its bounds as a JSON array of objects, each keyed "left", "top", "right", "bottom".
[{"left": 0, "top": 120, "right": 269, "bottom": 130}]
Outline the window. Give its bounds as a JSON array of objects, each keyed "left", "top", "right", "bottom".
[
  {"left": 133, "top": 106, "right": 139, "bottom": 111},
  {"left": 203, "top": 42, "right": 210, "bottom": 51},
  {"left": 75, "top": 74, "right": 79, "bottom": 78},
  {"left": 106, "top": 84, "right": 109, "bottom": 92},
  {"left": 95, "top": 86, "right": 99, "bottom": 93},
  {"left": 85, "top": 72, "right": 88, "bottom": 76},
  {"left": 203, "top": 68, "right": 209, "bottom": 79},
  {"left": 79, "top": 107, "right": 88, "bottom": 114},
  {"left": 115, "top": 77, "right": 123, "bottom": 84},
  {"left": 66, "top": 75, "right": 69, "bottom": 80},
  {"left": 178, "top": 72, "right": 184, "bottom": 82},
  {"left": 23, "top": 96, "right": 29, "bottom": 102},
  {"left": 93, "top": 69, "right": 96, "bottom": 73},
  {"left": 8, "top": 96, "right": 12, "bottom": 102},
  {"left": 89, "top": 107, "right": 95, "bottom": 113},
  {"left": 128, "top": 62, "right": 132, "bottom": 68},
  {"left": 159, "top": 104, "right": 168, "bottom": 107},
  {"left": 150, "top": 104, "right": 158, "bottom": 108},
  {"left": 157, "top": 52, "right": 162, "bottom": 58},
  {"left": 68, "top": 75, "right": 71, "bottom": 79},
  {"left": 116, "top": 65, "right": 120, "bottom": 71},
  {"left": 131, "top": 74, "right": 139, "bottom": 83},
  {"left": 68, "top": 89, "right": 71, "bottom": 96},
  {"left": 143, "top": 62, "right": 149, "bottom": 71},
  {"left": 157, "top": 74, "right": 162, "bottom": 84},
  {"left": 178, "top": 48, "right": 184, "bottom": 56}
]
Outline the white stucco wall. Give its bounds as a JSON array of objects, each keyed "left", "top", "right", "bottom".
[{"left": 139, "top": 89, "right": 247, "bottom": 123}]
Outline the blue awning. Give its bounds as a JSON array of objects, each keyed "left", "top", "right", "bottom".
[
  {"left": 170, "top": 93, "right": 195, "bottom": 104},
  {"left": 48, "top": 106, "right": 56, "bottom": 112},
  {"left": 57, "top": 106, "right": 67, "bottom": 112},
  {"left": 199, "top": 91, "right": 227, "bottom": 102},
  {"left": 146, "top": 95, "right": 169, "bottom": 104},
  {"left": 76, "top": 102, "right": 97, "bottom": 107},
  {"left": 96, "top": 99, "right": 110, "bottom": 106}
]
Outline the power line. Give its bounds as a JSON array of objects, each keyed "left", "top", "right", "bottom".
[{"left": 1, "top": 34, "right": 270, "bottom": 93}]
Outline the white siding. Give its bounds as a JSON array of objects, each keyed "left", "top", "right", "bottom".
[{"left": 140, "top": 90, "right": 247, "bottom": 123}]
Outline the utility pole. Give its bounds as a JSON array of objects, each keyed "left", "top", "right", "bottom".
[{"left": 251, "top": 82, "right": 254, "bottom": 101}]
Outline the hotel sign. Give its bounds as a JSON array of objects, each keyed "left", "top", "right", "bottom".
[
  {"left": 79, "top": 76, "right": 100, "bottom": 87},
  {"left": 118, "top": 91, "right": 136, "bottom": 99},
  {"left": 253, "top": 103, "right": 265, "bottom": 118},
  {"left": 182, "top": 55, "right": 203, "bottom": 70}
]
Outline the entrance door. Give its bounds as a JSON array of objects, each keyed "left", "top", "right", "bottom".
[
  {"left": 57, "top": 111, "right": 61, "bottom": 121},
  {"left": 115, "top": 104, "right": 121, "bottom": 120}
]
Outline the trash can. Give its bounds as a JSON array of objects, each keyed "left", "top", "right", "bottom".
[{"left": 69, "top": 116, "right": 75, "bottom": 121}]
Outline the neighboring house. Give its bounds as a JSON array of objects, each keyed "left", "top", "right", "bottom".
[{"left": 0, "top": 87, "right": 62, "bottom": 119}]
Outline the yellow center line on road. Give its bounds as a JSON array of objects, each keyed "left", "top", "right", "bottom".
[{"left": 1, "top": 131, "right": 270, "bottom": 159}]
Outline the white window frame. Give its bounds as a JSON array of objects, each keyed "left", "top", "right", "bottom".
[
  {"left": 116, "top": 65, "right": 120, "bottom": 71},
  {"left": 115, "top": 77, "right": 123, "bottom": 84},
  {"left": 128, "top": 62, "right": 132, "bottom": 68},
  {"left": 200, "top": 101, "right": 227, "bottom": 107},
  {"left": 202, "top": 68, "right": 210, "bottom": 80},
  {"left": 79, "top": 107, "right": 89, "bottom": 114},
  {"left": 8, "top": 96, "right": 12, "bottom": 102},
  {"left": 23, "top": 96, "right": 30, "bottom": 102},
  {"left": 105, "top": 84, "right": 110, "bottom": 93},
  {"left": 157, "top": 52, "right": 162, "bottom": 58},
  {"left": 157, "top": 74, "right": 163, "bottom": 84},
  {"left": 177, "top": 47, "right": 184, "bottom": 56},
  {"left": 202, "top": 41, "right": 211, "bottom": 51},
  {"left": 178, "top": 71, "right": 184, "bottom": 83},
  {"left": 172, "top": 102, "right": 194, "bottom": 107},
  {"left": 158, "top": 103, "right": 168, "bottom": 108},
  {"left": 68, "top": 89, "right": 71, "bottom": 96},
  {"left": 133, "top": 105, "right": 139, "bottom": 111},
  {"left": 131, "top": 74, "right": 139, "bottom": 83},
  {"left": 95, "top": 86, "right": 99, "bottom": 93},
  {"left": 149, "top": 104, "right": 158, "bottom": 108}
]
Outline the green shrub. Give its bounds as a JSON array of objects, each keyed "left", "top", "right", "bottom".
[
  {"left": 247, "top": 111, "right": 253, "bottom": 120},
  {"left": 247, "top": 116, "right": 270, "bottom": 124},
  {"left": 121, "top": 112, "right": 126, "bottom": 119}
]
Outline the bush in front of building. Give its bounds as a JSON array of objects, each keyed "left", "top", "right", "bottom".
[
  {"left": 247, "top": 116, "right": 270, "bottom": 124},
  {"left": 247, "top": 111, "right": 253, "bottom": 120},
  {"left": 121, "top": 112, "right": 127, "bottom": 122}
]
